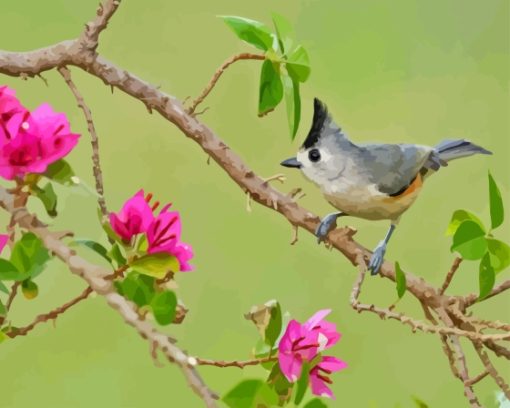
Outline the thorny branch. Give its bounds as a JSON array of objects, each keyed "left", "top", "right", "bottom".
[
  {"left": 0, "top": 186, "right": 219, "bottom": 408},
  {"left": 196, "top": 355, "right": 278, "bottom": 369},
  {"left": 187, "top": 53, "right": 265, "bottom": 115},
  {"left": 58, "top": 66, "right": 108, "bottom": 217},
  {"left": 0, "top": 0, "right": 508, "bottom": 406}
]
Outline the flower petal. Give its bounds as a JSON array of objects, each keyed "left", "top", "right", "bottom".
[
  {"left": 309, "top": 369, "right": 335, "bottom": 399},
  {"left": 278, "top": 351, "right": 303, "bottom": 383},
  {"left": 0, "top": 234, "right": 9, "bottom": 254},
  {"left": 304, "top": 309, "right": 331, "bottom": 329}
]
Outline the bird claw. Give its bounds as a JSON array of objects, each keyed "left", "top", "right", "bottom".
[
  {"left": 315, "top": 213, "right": 341, "bottom": 243},
  {"left": 368, "top": 242, "right": 386, "bottom": 275}
]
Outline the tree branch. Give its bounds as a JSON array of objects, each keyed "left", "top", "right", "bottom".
[
  {"left": 463, "top": 279, "right": 510, "bottom": 308},
  {"left": 0, "top": 187, "right": 218, "bottom": 408},
  {"left": 58, "top": 66, "right": 108, "bottom": 217},
  {"left": 472, "top": 341, "right": 510, "bottom": 399},
  {"left": 187, "top": 53, "right": 265, "bottom": 115},
  {"left": 439, "top": 257, "right": 462, "bottom": 295},
  {"left": 196, "top": 355, "right": 277, "bottom": 369},
  {"left": 7, "top": 286, "right": 93, "bottom": 338}
]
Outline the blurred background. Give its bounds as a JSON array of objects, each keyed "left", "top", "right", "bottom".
[{"left": 0, "top": 0, "right": 508, "bottom": 406}]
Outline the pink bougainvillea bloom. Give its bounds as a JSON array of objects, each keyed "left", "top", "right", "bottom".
[
  {"left": 303, "top": 309, "right": 341, "bottom": 351},
  {"left": 0, "top": 234, "right": 9, "bottom": 254},
  {"left": 30, "top": 103, "right": 80, "bottom": 169},
  {"left": 110, "top": 190, "right": 154, "bottom": 241},
  {"left": 147, "top": 209, "right": 182, "bottom": 255},
  {"left": 278, "top": 309, "right": 342, "bottom": 382},
  {"left": 173, "top": 242, "right": 194, "bottom": 272},
  {"left": 0, "top": 95, "right": 80, "bottom": 180},
  {"left": 309, "top": 356, "right": 347, "bottom": 399}
]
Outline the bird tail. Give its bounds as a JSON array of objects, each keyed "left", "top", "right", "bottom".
[{"left": 426, "top": 139, "right": 492, "bottom": 170}]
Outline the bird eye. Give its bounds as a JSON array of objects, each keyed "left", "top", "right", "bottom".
[{"left": 308, "top": 149, "right": 321, "bottom": 162}]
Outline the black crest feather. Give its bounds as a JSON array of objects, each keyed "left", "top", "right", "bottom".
[{"left": 302, "top": 98, "right": 329, "bottom": 149}]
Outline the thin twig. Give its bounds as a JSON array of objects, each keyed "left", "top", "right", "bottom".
[
  {"left": 6, "top": 281, "right": 20, "bottom": 311},
  {"left": 439, "top": 257, "right": 462, "bottom": 295},
  {"left": 463, "top": 279, "right": 510, "bottom": 308},
  {"left": 8, "top": 286, "right": 93, "bottom": 338},
  {"left": 196, "top": 355, "right": 277, "bottom": 369},
  {"left": 464, "top": 370, "right": 489, "bottom": 387},
  {"left": 58, "top": 66, "right": 108, "bottom": 217},
  {"left": 472, "top": 341, "right": 510, "bottom": 399},
  {"left": 484, "top": 340, "right": 510, "bottom": 361},
  {"left": 187, "top": 53, "right": 265, "bottom": 114}
]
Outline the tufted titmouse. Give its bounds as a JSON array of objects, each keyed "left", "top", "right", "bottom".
[{"left": 281, "top": 98, "right": 492, "bottom": 275}]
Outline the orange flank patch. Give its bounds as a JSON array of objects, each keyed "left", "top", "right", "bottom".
[{"left": 388, "top": 173, "right": 423, "bottom": 199}]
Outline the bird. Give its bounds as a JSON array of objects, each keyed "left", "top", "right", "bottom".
[{"left": 280, "top": 98, "right": 492, "bottom": 275}]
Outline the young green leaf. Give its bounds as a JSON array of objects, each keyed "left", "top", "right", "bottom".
[
  {"left": 32, "top": 183, "right": 58, "bottom": 217},
  {"left": 115, "top": 271, "right": 155, "bottom": 307},
  {"left": 0, "top": 299, "right": 6, "bottom": 318},
  {"left": 109, "top": 243, "right": 127, "bottom": 267},
  {"left": 272, "top": 13, "right": 293, "bottom": 54},
  {"left": 487, "top": 239, "right": 510, "bottom": 274},
  {"left": 0, "top": 259, "right": 22, "bottom": 281},
  {"left": 445, "top": 209, "right": 485, "bottom": 236},
  {"left": 130, "top": 253, "right": 180, "bottom": 278},
  {"left": 303, "top": 399, "right": 329, "bottom": 408},
  {"left": 258, "top": 60, "right": 283, "bottom": 116},
  {"left": 21, "top": 279, "right": 38, "bottom": 300},
  {"left": 479, "top": 253, "right": 495, "bottom": 300},
  {"left": 223, "top": 379, "right": 279, "bottom": 408},
  {"left": 286, "top": 45, "right": 311, "bottom": 82},
  {"left": 221, "top": 16, "right": 274, "bottom": 51},
  {"left": 9, "top": 233, "right": 50, "bottom": 280},
  {"left": 411, "top": 396, "right": 429, "bottom": 408},
  {"left": 43, "top": 159, "right": 77, "bottom": 186},
  {"left": 0, "top": 280, "right": 8, "bottom": 294},
  {"left": 72, "top": 239, "right": 112, "bottom": 265},
  {"left": 395, "top": 261, "right": 407, "bottom": 298},
  {"left": 294, "top": 362, "right": 310, "bottom": 405},
  {"left": 265, "top": 301, "right": 282, "bottom": 349},
  {"left": 451, "top": 220, "right": 487, "bottom": 260},
  {"left": 150, "top": 290, "right": 177, "bottom": 325},
  {"left": 283, "top": 74, "right": 301, "bottom": 139},
  {"left": 488, "top": 172, "right": 504, "bottom": 229}
]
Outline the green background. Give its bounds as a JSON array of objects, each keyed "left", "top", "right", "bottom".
[{"left": 0, "top": 0, "right": 509, "bottom": 407}]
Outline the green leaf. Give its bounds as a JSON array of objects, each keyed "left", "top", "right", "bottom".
[
  {"left": 21, "top": 279, "right": 38, "bottom": 300},
  {"left": 451, "top": 220, "right": 487, "bottom": 260},
  {"left": 259, "top": 60, "right": 283, "bottom": 116},
  {"left": 487, "top": 238, "right": 510, "bottom": 274},
  {"left": 0, "top": 299, "right": 6, "bottom": 318},
  {"left": 286, "top": 45, "right": 311, "bottom": 82},
  {"left": 221, "top": 16, "right": 274, "bottom": 51},
  {"left": 72, "top": 239, "right": 112, "bottom": 264},
  {"left": 0, "top": 280, "right": 8, "bottom": 294},
  {"left": 395, "top": 261, "right": 407, "bottom": 299},
  {"left": 272, "top": 13, "right": 293, "bottom": 54},
  {"left": 130, "top": 253, "right": 180, "bottom": 278},
  {"left": 488, "top": 172, "right": 504, "bottom": 229},
  {"left": 150, "top": 290, "right": 177, "bottom": 325},
  {"left": 265, "top": 301, "right": 282, "bottom": 349},
  {"left": 0, "top": 259, "right": 21, "bottom": 281},
  {"left": 10, "top": 233, "right": 50, "bottom": 280},
  {"left": 32, "top": 183, "right": 58, "bottom": 217},
  {"left": 411, "top": 396, "right": 429, "bottom": 408},
  {"left": 445, "top": 209, "right": 485, "bottom": 236},
  {"left": 479, "top": 253, "right": 495, "bottom": 300},
  {"left": 115, "top": 271, "right": 155, "bottom": 307},
  {"left": 283, "top": 74, "right": 301, "bottom": 139},
  {"left": 43, "top": 159, "right": 77, "bottom": 186},
  {"left": 109, "top": 243, "right": 127, "bottom": 267},
  {"left": 223, "top": 379, "right": 279, "bottom": 408},
  {"left": 101, "top": 221, "right": 123, "bottom": 245},
  {"left": 303, "top": 399, "right": 329, "bottom": 408},
  {"left": 294, "top": 362, "right": 310, "bottom": 405},
  {"left": 268, "top": 363, "right": 293, "bottom": 401}
]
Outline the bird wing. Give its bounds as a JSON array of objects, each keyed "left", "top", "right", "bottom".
[{"left": 359, "top": 143, "right": 433, "bottom": 196}]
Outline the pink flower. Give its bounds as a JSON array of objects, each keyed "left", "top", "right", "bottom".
[
  {"left": 147, "top": 208, "right": 182, "bottom": 254},
  {"left": 110, "top": 190, "right": 154, "bottom": 241},
  {"left": 278, "top": 309, "right": 340, "bottom": 382},
  {"left": 278, "top": 309, "right": 344, "bottom": 399},
  {"left": 0, "top": 234, "right": 9, "bottom": 254},
  {"left": 0, "top": 91, "right": 80, "bottom": 180},
  {"left": 309, "top": 356, "right": 347, "bottom": 399},
  {"left": 173, "top": 242, "right": 194, "bottom": 272}
]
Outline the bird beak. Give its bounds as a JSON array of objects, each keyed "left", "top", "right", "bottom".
[{"left": 280, "top": 157, "right": 302, "bottom": 169}]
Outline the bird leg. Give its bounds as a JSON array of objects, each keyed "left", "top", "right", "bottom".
[
  {"left": 315, "top": 212, "right": 346, "bottom": 243},
  {"left": 368, "top": 223, "right": 397, "bottom": 275}
]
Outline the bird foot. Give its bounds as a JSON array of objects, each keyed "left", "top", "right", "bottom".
[
  {"left": 368, "top": 241, "right": 387, "bottom": 275},
  {"left": 315, "top": 212, "right": 341, "bottom": 243}
]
